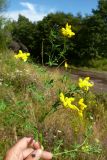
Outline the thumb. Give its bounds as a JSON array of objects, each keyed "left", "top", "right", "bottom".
[
  {"left": 25, "top": 149, "right": 53, "bottom": 160},
  {"left": 25, "top": 149, "right": 43, "bottom": 160}
]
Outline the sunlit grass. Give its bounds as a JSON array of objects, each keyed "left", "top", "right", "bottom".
[{"left": 0, "top": 50, "right": 107, "bottom": 160}]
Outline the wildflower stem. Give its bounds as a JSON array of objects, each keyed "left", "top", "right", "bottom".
[
  {"left": 53, "top": 137, "right": 88, "bottom": 157},
  {"left": 53, "top": 149, "right": 78, "bottom": 157},
  {"left": 56, "top": 59, "right": 66, "bottom": 70}
]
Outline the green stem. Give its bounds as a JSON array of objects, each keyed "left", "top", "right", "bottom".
[
  {"left": 63, "top": 38, "right": 66, "bottom": 57},
  {"left": 56, "top": 37, "right": 67, "bottom": 69},
  {"left": 53, "top": 149, "right": 78, "bottom": 157},
  {"left": 53, "top": 137, "right": 88, "bottom": 157},
  {"left": 56, "top": 59, "right": 66, "bottom": 70}
]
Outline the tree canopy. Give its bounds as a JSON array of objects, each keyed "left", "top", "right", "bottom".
[{"left": 3, "top": 0, "right": 107, "bottom": 65}]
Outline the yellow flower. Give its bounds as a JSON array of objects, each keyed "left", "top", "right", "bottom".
[
  {"left": 68, "top": 103, "right": 79, "bottom": 111},
  {"left": 69, "top": 97, "right": 75, "bottom": 102},
  {"left": 21, "top": 54, "right": 28, "bottom": 62},
  {"left": 60, "top": 93, "right": 67, "bottom": 107},
  {"left": 60, "top": 93, "right": 78, "bottom": 110},
  {"left": 78, "top": 110, "right": 83, "bottom": 118},
  {"left": 59, "top": 92, "right": 65, "bottom": 103},
  {"left": 61, "top": 23, "right": 75, "bottom": 38},
  {"left": 63, "top": 101, "right": 68, "bottom": 107},
  {"left": 14, "top": 50, "right": 30, "bottom": 62},
  {"left": 14, "top": 54, "right": 19, "bottom": 59},
  {"left": 64, "top": 62, "right": 68, "bottom": 69},
  {"left": 85, "top": 77, "right": 90, "bottom": 81},
  {"left": 66, "top": 97, "right": 78, "bottom": 110},
  {"left": 26, "top": 53, "right": 30, "bottom": 56},
  {"left": 78, "top": 77, "right": 94, "bottom": 91},
  {"left": 78, "top": 98, "right": 87, "bottom": 110},
  {"left": 59, "top": 93, "right": 87, "bottom": 119}
]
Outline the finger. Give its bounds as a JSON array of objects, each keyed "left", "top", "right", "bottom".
[
  {"left": 33, "top": 142, "right": 41, "bottom": 150},
  {"left": 27, "top": 139, "right": 41, "bottom": 150},
  {"left": 41, "top": 151, "right": 53, "bottom": 160},
  {"left": 23, "top": 148, "right": 34, "bottom": 159},
  {"left": 25, "top": 149, "right": 53, "bottom": 160},
  {"left": 14, "top": 137, "right": 34, "bottom": 151},
  {"left": 25, "top": 149, "right": 43, "bottom": 160},
  {"left": 23, "top": 142, "right": 41, "bottom": 159}
]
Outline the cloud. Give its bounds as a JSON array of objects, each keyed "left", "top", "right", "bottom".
[
  {"left": 20, "top": 2, "right": 35, "bottom": 12},
  {"left": 2, "top": 1, "right": 55, "bottom": 22}
]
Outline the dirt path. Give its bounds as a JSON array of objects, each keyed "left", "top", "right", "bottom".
[
  {"left": 47, "top": 67, "right": 107, "bottom": 93},
  {"left": 68, "top": 69, "right": 107, "bottom": 93}
]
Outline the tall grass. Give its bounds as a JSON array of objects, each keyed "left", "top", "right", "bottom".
[
  {"left": 88, "top": 58, "right": 107, "bottom": 71},
  {"left": 0, "top": 50, "right": 107, "bottom": 160}
]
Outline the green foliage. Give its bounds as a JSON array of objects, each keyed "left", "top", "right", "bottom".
[
  {"left": 0, "top": 0, "right": 7, "bottom": 12},
  {"left": 0, "top": 50, "right": 107, "bottom": 160},
  {"left": 0, "top": 0, "right": 10, "bottom": 50},
  {"left": 53, "top": 125, "right": 102, "bottom": 159},
  {"left": 10, "top": 12, "right": 78, "bottom": 64},
  {"left": 0, "top": 0, "right": 107, "bottom": 67},
  {"left": 3, "top": 0, "right": 104, "bottom": 66},
  {"left": 73, "top": 0, "right": 107, "bottom": 62},
  {"left": 0, "top": 100, "right": 7, "bottom": 112},
  {"left": 53, "top": 139, "right": 63, "bottom": 154},
  {"left": 44, "top": 79, "right": 54, "bottom": 88},
  {"left": 0, "top": 17, "right": 7, "bottom": 50},
  {"left": 11, "top": 15, "right": 35, "bottom": 52},
  {"left": 1, "top": 2, "right": 107, "bottom": 160},
  {"left": 88, "top": 58, "right": 107, "bottom": 70}
]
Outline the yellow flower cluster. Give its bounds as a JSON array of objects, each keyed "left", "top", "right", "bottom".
[
  {"left": 78, "top": 77, "right": 94, "bottom": 91},
  {"left": 60, "top": 92, "right": 87, "bottom": 118},
  {"left": 14, "top": 50, "right": 30, "bottom": 62},
  {"left": 61, "top": 23, "right": 75, "bottom": 38}
]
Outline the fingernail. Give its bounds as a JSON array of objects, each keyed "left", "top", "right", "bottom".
[
  {"left": 34, "top": 142, "right": 41, "bottom": 149},
  {"left": 31, "top": 154, "right": 36, "bottom": 158},
  {"left": 31, "top": 149, "right": 43, "bottom": 160}
]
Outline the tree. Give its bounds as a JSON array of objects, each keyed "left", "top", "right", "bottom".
[
  {"left": 10, "top": 12, "right": 82, "bottom": 64},
  {"left": 92, "top": 0, "right": 107, "bottom": 57},
  {"left": 72, "top": 0, "right": 107, "bottom": 65},
  {"left": 11, "top": 15, "right": 35, "bottom": 52},
  {"left": 32, "top": 12, "right": 81, "bottom": 63},
  {"left": 0, "top": 0, "right": 8, "bottom": 50}
]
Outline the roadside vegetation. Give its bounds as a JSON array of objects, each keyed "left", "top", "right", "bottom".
[
  {"left": 0, "top": 50, "right": 107, "bottom": 160},
  {"left": 0, "top": 0, "right": 107, "bottom": 160},
  {"left": 1, "top": 0, "right": 107, "bottom": 70}
]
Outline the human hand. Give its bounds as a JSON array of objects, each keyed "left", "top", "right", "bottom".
[{"left": 4, "top": 137, "right": 53, "bottom": 160}]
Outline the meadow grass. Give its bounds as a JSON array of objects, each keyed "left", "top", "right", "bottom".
[
  {"left": 68, "top": 57, "right": 107, "bottom": 72},
  {"left": 88, "top": 58, "right": 107, "bottom": 71},
  {"left": 0, "top": 50, "right": 107, "bottom": 160}
]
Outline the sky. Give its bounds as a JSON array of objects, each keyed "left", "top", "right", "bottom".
[{"left": 3, "top": 0, "right": 99, "bottom": 22}]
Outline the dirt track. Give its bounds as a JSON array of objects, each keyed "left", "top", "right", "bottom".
[
  {"left": 48, "top": 67, "right": 107, "bottom": 93},
  {"left": 69, "top": 69, "right": 107, "bottom": 93}
]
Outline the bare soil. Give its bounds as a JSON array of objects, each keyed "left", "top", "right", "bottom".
[
  {"left": 47, "top": 67, "right": 107, "bottom": 93},
  {"left": 71, "top": 69, "right": 107, "bottom": 93}
]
